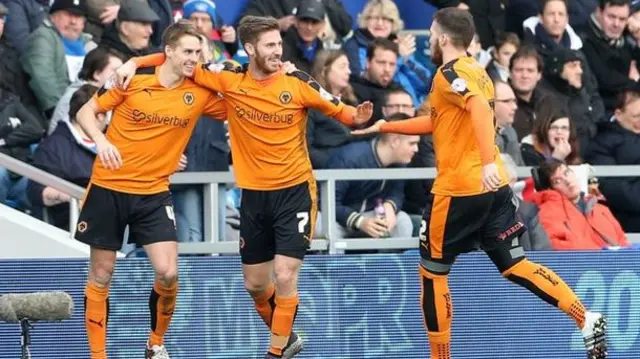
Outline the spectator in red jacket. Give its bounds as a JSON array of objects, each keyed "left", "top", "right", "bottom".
[{"left": 532, "top": 159, "right": 630, "bottom": 250}]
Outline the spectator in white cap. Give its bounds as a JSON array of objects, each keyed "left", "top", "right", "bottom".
[
  {"left": 100, "top": 0, "right": 159, "bottom": 59},
  {"left": 182, "top": 0, "right": 239, "bottom": 62},
  {"left": 21, "top": 0, "right": 94, "bottom": 121}
]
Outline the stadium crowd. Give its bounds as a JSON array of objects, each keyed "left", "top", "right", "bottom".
[{"left": 0, "top": 0, "right": 638, "bottom": 252}]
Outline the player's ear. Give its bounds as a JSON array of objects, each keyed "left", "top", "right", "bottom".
[{"left": 245, "top": 42, "right": 255, "bottom": 57}]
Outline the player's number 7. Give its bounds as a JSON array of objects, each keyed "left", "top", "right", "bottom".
[{"left": 296, "top": 212, "right": 309, "bottom": 234}]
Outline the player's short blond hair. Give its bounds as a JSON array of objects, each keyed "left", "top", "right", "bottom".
[
  {"left": 162, "top": 20, "right": 203, "bottom": 48},
  {"left": 357, "top": 0, "right": 404, "bottom": 34}
]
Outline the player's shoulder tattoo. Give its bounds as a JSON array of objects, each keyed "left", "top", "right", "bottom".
[{"left": 286, "top": 70, "right": 341, "bottom": 106}]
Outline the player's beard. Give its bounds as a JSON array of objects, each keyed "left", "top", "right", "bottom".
[
  {"left": 431, "top": 41, "right": 443, "bottom": 66},
  {"left": 254, "top": 48, "right": 281, "bottom": 75}
]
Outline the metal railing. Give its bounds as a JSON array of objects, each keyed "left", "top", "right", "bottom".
[{"left": 2, "top": 151, "right": 639, "bottom": 254}]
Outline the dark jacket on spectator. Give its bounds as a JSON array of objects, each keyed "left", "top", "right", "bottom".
[
  {"left": 0, "top": 37, "right": 42, "bottom": 121},
  {"left": 425, "top": 0, "right": 505, "bottom": 49},
  {"left": 100, "top": 23, "right": 156, "bottom": 60},
  {"left": 542, "top": 71, "right": 605, "bottom": 157},
  {"left": 520, "top": 141, "right": 546, "bottom": 167},
  {"left": 282, "top": 28, "right": 323, "bottom": 75},
  {"left": 512, "top": 86, "right": 555, "bottom": 140},
  {"left": 516, "top": 198, "right": 553, "bottom": 251},
  {"left": 27, "top": 122, "right": 95, "bottom": 229},
  {"left": 350, "top": 74, "right": 403, "bottom": 126},
  {"left": 183, "top": 117, "right": 229, "bottom": 172},
  {"left": 585, "top": 121, "right": 640, "bottom": 232},
  {"left": 0, "top": 93, "right": 44, "bottom": 166},
  {"left": 581, "top": 14, "right": 640, "bottom": 113},
  {"left": 2, "top": 0, "right": 47, "bottom": 54},
  {"left": 148, "top": 0, "right": 173, "bottom": 48},
  {"left": 240, "top": 0, "right": 353, "bottom": 39},
  {"left": 327, "top": 138, "right": 406, "bottom": 229},
  {"left": 343, "top": 28, "right": 432, "bottom": 106},
  {"left": 306, "top": 108, "right": 352, "bottom": 169},
  {"left": 402, "top": 135, "right": 435, "bottom": 215}
]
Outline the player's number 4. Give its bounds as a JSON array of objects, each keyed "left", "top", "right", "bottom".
[{"left": 296, "top": 212, "right": 309, "bottom": 234}]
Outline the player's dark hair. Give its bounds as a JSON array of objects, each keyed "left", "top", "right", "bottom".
[
  {"left": 540, "top": 0, "right": 568, "bottom": 13},
  {"left": 599, "top": 0, "right": 631, "bottom": 10},
  {"left": 509, "top": 44, "right": 544, "bottom": 72},
  {"left": 494, "top": 32, "right": 520, "bottom": 51},
  {"left": 237, "top": 15, "right": 280, "bottom": 45},
  {"left": 78, "top": 47, "right": 123, "bottom": 82},
  {"left": 69, "top": 84, "right": 99, "bottom": 122},
  {"left": 531, "top": 105, "right": 581, "bottom": 165},
  {"left": 432, "top": 7, "right": 476, "bottom": 49},
  {"left": 366, "top": 37, "right": 399, "bottom": 60},
  {"left": 614, "top": 87, "right": 640, "bottom": 110},
  {"left": 161, "top": 20, "right": 203, "bottom": 48},
  {"left": 383, "top": 88, "right": 413, "bottom": 107}
]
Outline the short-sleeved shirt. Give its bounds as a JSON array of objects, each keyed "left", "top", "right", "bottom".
[
  {"left": 91, "top": 67, "right": 226, "bottom": 194},
  {"left": 427, "top": 55, "right": 508, "bottom": 196},
  {"left": 191, "top": 63, "right": 347, "bottom": 190}
]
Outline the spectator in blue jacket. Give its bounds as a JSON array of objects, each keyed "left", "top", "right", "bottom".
[
  {"left": 323, "top": 112, "right": 419, "bottom": 239},
  {"left": 27, "top": 84, "right": 99, "bottom": 229},
  {"left": 343, "top": 0, "right": 432, "bottom": 107}
]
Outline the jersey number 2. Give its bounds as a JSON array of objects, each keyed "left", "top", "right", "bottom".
[{"left": 296, "top": 212, "right": 309, "bottom": 234}]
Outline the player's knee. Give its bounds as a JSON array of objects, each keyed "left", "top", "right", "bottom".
[
  {"left": 154, "top": 264, "right": 178, "bottom": 286},
  {"left": 244, "top": 276, "right": 270, "bottom": 294},
  {"left": 273, "top": 265, "right": 299, "bottom": 294},
  {"left": 90, "top": 262, "right": 114, "bottom": 288}
]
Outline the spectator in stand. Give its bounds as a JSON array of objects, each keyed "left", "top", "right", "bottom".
[
  {"left": 494, "top": 81, "right": 525, "bottom": 165},
  {"left": 84, "top": 0, "right": 172, "bottom": 48},
  {"left": 306, "top": 49, "right": 358, "bottom": 169},
  {"left": 542, "top": 47, "right": 605, "bottom": 156},
  {"left": 467, "top": 32, "right": 492, "bottom": 67},
  {"left": 182, "top": 0, "right": 239, "bottom": 62},
  {"left": 582, "top": 0, "right": 640, "bottom": 113},
  {"left": 532, "top": 159, "right": 629, "bottom": 250},
  {"left": 239, "top": 0, "right": 353, "bottom": 45},
  {"left": 424, "top": 0, "right": 506, "bottom": 49},
  {"left": 0, "top": 3, "right": 42, "bottom": 122},
  {"left": 509, "top": 45, "right": 557, "bottom": 140},
  {"left": 350, "top": 38, "right": 404, "bottom": 124},
  {"left": 322, "top": 112, "right": 418, "bottom": 239},
  {"left": 501, "top": 154, "right": 553, "bottom": 251},
  {"left": 586, "top": 86, "right": 640, "bottom": 232},
  {"left": 0, "top": 88, "right": 44, "bottom": 209},
  {"left": 627, "top": 0, "right": 640, "bottom": 45},
  {"left": 21, "top": 0, "right": 93, "bottom": 121},
  {"left": 282, "top": 0, "right": 326, "bottom": 73},
  {"left": 48, "top": 46, "right": 123, "bottom": 135},
  {"left": 521, "top": 105, "right": 582, "bottom": 166},
  {"left": 378, "top": 89, "right": 432, "bottom": 217},
  {"left": 522, "top": 0, "right": 601, "bottom": 95},
  {"left": 486, "top": 32, "right": 520, "bottom": 82},
  {"left": 506, "top": 0, "right": 598, "bottom": 38},
  {"left": 100, "top": 1, "right": 159, "bottom": 60},
  {"left": 344, "top": 0, "right": 432, "bottom": 107},
  {"left": 2, "top": 0, "right": 47, "bottom": 54},
  {"left": 27, "top": 85, "right": 99, "bottom": 229}
]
